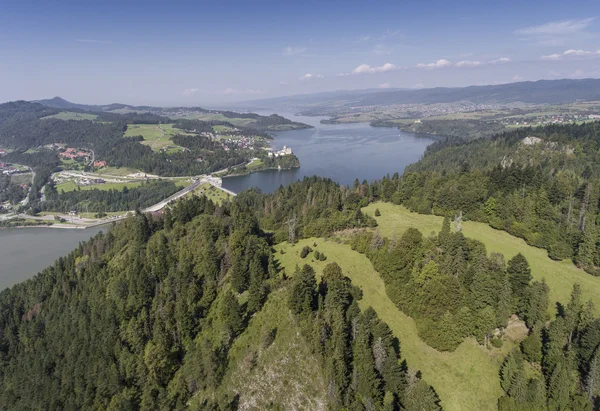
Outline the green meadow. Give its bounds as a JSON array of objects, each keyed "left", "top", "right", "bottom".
[
  {"left": 123, "top": 123, "right": 192, "bottom": 151},
  {"left": 275, "top": 238, "right": 511, "bottom": 411},
  {"left": 55, "top": 180, "right": 144, "bottom": 193},
  {"left": 362, "top": 202, "right": 600, "bottom": 315},
  {"left": 42, "top": 111, "right": 98, "bottom": 121}
]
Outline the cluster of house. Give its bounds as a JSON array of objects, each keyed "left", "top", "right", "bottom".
[
  {"left": 93, "top": 160, "right": 107, "bottom": 168},
  {"left": 60, "top": 147, "right": 90, "bottom": 160},
  {"left": 502, "top": 113, "right": 600, "bottom": 127},
  {"left": 267, "top": 145, "right": 293, "bottom": 158},
  {"left": 220, "top": 136, "right": 258, "bottom": 151},
  {"left": 0, "top": 149, "right": 6, "bottom": 155},
  {"left": 0, "top": 163, "right": 23, "bottom": 176}
]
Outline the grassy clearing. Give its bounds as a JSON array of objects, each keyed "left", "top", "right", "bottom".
[
  {"left": 275, "top": 238, "right": 509, "bottom": 411},
  {"left": 10, "top": 173, "right": 32, "bottom": 185},
  {"left": 42, "top": 111, "right": 98, "bottom": 121},
  {"left": 246, "top": 158, "right": 264, "bottom": 171},
  {"left": 220, "top": 289, "right": 327, "bottom": 410},
  {"left": 363, "top": 202, "right": 600, "bottom": 315},
  {"left": 93, "top": 166, "right": 142, "bottom": 177},
  {"left": 213, "top": 125, "right": 236, "bottom": 133},
  {"left": 186, "top": 183, "right": 231, "bottom": 204},
  {"left": 56, "top": 180, "right": 144, "bottom": 193},
  {"left": 123, "top": 123, "right": 192, "bottom": 152}
]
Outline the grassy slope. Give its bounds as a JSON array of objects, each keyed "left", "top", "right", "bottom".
[
  {"left": 363, "top": 203, "right": 600, "bottom": 315},
  {"left": 219, "top": 289, "right": 327, "bottom": 410},
  {"left": 42, "top": 111, "right": 98, "bottom": 121},
  {"left": 123, "top": 123, "right": 192, "bottom": 151},
  {"left": 274, "top": 238, "right": 508, "bottom": 411},
  {"left": 186, "top": 183, "right": 231, "bottom": 205},
  {"left": 55, "top": 180, "right": 144, "bottom": 193}
]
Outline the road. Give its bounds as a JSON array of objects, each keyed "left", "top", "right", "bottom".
[
  {"left": 142, "top": 178, "right": 204, "bottom": 213},
  {"left": 20, "top": 166, "right": 35, "bottom": 207}
]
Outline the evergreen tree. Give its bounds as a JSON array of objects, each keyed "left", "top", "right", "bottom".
[
  {"left": 404, "top": 379, "right": 441, "bottom": 411},
  {"left": 507, "top": 253, "right": 532, "bottom": 300},
  {"left": 353, "top": 318, "right": 383, "bottom": 408},
  {"left": 289, "top": 264, "right": 317, "bottom": 316},
  {"left": 547, "top": 359, "right": 571, "bottom": 411},
  {"left": 221, "top": 290, "right": 243, "bottom": 338},
  {"left": 496, "top": 274, "right": 514, "bottom": 327}
]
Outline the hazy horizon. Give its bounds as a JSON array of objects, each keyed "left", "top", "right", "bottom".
[{"left": 2, "top": 0, "right": 600, "bottom": 106}]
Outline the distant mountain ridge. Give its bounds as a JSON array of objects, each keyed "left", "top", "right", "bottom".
[
  {"left": 235, "top": 78, "right": 600, "bottom": 111},
  {"left": 33, "top": 97, "right": 210, "bottom": 113}
]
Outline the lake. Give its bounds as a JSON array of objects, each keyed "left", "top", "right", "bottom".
[
  {"left": 0, "top": 226, "right": 107, "bottom": 290},
  {"left": 0, "top": 113, "right": 436, "bottom": 289},
  {"left": 222, "top": 112, "right": 437, "bottom": 193}
]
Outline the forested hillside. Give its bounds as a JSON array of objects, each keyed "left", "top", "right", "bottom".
[
  {"left": 4, "top": 164, "right": 600, "bottom": 408},
  {"left": 364, "top": 121, "right": 600, "bottom": 275},
  {"left": 0, "top": 182, "right": 439, "bottom": 410}
]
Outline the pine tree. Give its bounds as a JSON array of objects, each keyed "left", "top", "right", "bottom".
[
  {"left": 221, "top": 290, "right": 243, "bottom": 338},
  {"left": 437, "top": 311, "right": 461, "bottom": 351},
  {"left": 585, "top": 349, "right": 600, "bottom": 402},
  {"left": 576, "top": 216, "right": 597, "bottom": 270},
  {"left": 548, "top": 359, "right": 571, "bottom": 411},
  {"left": 353, "top": 319, "right": 383, "bottom": 407},
  {"left": 404, "top": 379, "right": 441, "bottom": 411},
  {"left": 496, "top": 274, "right": 514, "bottom": 327},
  {"left": 289, "top": 264, "right": 317, "bottom": 316},
  {"left": 526, "top": 378, "right": 547, "bottom": 411},
  {"left": 565, "top": 283, "right": 584, "bottom": 347},
  {"left": 439, "top": 216, "right": 451, "bottom": 248},
  {"left": 507, "top": 253, "right": 532, "bottom": 300},
  {"left": 521, "top": 327, "right": 543, "bottom": 363},
  {"left": 522, "top": 280, "right": 549, "bottom": 328}
]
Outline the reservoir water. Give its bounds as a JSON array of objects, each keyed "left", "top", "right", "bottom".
[
  {"left": 0, "top": 226, "right": 107, "bottom": 290},
  {"left": 222, "top": 112, "right": 437, "bottom": 194},
  {"left": 0, "top": 113, "right": 436, "bottom": 289}
]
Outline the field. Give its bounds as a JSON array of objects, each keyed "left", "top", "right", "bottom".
[
  {"left": 186, "top": 182, "right": 231, "bottom": 204},
  {"left": 363, "top": 202, "right": 600, "bottom": 315},
  {"left": 246, "top": 158, "right": 264, "bottom": 171},
  {"left": 42, "top": 111, "right": 98, "bottom": 121},
  {"left": 92, "top": 166, "right": 144, "bottom": 177},
  {"left": 275, "top": 238, "right": 511, "bottom": 411},
  {"left": 10, "top": 173, "right": 32, "bottom": 185},
  {"left": 123, "top": 123, "right": 192, "bottom": 151},
  {"left": 55, "top": 180, "right": 144, "bottom": 193}
]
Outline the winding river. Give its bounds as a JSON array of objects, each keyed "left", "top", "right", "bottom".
[{"left": 0, "top": 113, "right": 437, "bottom": 289}]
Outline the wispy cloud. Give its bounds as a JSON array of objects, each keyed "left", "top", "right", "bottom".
[
  {"left": 416, "top": 59, "right": 452, "bottom": 69},
  {"left": 299, "top": 73, "right": 323, "bottom": 81},
  {"left": 76, "top": 39, "right": 112, "bottom": 44},
  {"left": 215, "top": 88, "right": 264, "bottom": 95},
  {"left": 541, "top": 49, "right": 600, "bottom": 60},
  {"left": 352, "top": 63, "right": 396, "bottom": 74},
  {"left": 515, "top": 18, "right": 595, "bottom": 35},
  {"left": 182, "top": 88, "right": 200, "bottom": 96},
  {"left": 377, "top": 83, "right": 392, "bottom": 89},
  {"left": 282, "top": 45, "right": 307, "bottom": 56},
  {"left": 491, "top": 57, "right": 511, "bottom": 64},
  {"left": 514, "top": 18, "right": 596, "bottom": 46},
  {"left": 512, "top": 74, "right": 524, "bottom": 82},
  {"left": 455, "top": 60, "right": 483, "bottom": 67}
]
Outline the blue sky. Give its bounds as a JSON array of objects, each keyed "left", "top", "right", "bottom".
[{"left": 1, "top": 0, "right": 600, "bottom": 106}]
